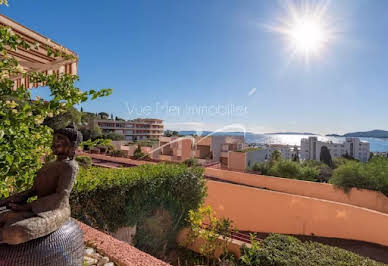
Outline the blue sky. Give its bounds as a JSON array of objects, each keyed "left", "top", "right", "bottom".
[{"left": 2, "top": 0, "right": 388, "bottom": 134}]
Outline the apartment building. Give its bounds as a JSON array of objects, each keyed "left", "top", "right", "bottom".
[
  {"left": 227, "top": 144, "right": 298, "bottom": 171},
  {"left": 90, "top": 118, "right": 164, "bottom": 140},
  {"left": 213, "top": 136, "right": 245, "bottom": 167},
  {"left": 155, "top": 135, "right": 244, "bottom": 165},
  {"left": 300, "top": 136, "right": 370, "bottom": 162}
]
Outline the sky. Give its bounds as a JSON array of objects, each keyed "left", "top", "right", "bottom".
[{"left": 2, "top": 0, "right": 388, "bottom": 135}]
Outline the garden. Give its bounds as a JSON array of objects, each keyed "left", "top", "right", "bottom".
[{"left": 250, "top": 151, "right": 388, "bottom": 197}]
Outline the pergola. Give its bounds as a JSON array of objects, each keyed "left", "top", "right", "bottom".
[{"left": 0, "top": 14, "right": 78, "bottom": 88}]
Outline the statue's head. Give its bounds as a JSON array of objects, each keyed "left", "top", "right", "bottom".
[{"left": 52, "top": 124, "right": 83, "bottom": 159}]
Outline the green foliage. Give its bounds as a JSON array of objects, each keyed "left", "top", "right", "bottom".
[
  {"left": 75, "top": 155, "right": 92, "bottom": 169},
  {"left": 81, "top": 138, "right": 112, "bottom": 150},
  {"left": 238, "top": 147, "right": 262, "bottom": 153},
  {"left": 80, "top": 124, "right": 102, "bottom": 141},
  {"left": 0, "top": 26, "right": 112, "bottom": 198},
  {"left": 98, "top": 112, "right": 109, "bottom": 119},
  {"left": 330, "top": 156, "right": 388, "bottom": 196},
  {"left": 103, "top": 132, "right": 125, "bottom": 141},
  {"left": 133, "top": 144, "right": 148, "bottom": 160},
  {"left": 183, "top": 158, "right": 200, "bottom": 167},
  {"left": 269, "top": 160, "right": 319, "bottom": 181},
  {"left": 164, "top": 130, "right": 179, "bottom": 137},
  {"left": 239, "top": 234, "right": 384, "bottom": 266},
  {"left": 135, "top": 139, "right": 159, "bottom": 147},
  {"left": 71, "top": 164, "right": 207, "bottom": 258},
  {"left": 252, "top": 160, "right": 319, "bottom": 181},
  {"left": 270, "top": 150, "right": 282, "bottom": 163},
  {"left": 320, "top": 146, "right": 333, "bottom": 168},
  {"left": 43, "top": 105, "right": 81, "bottom": 130},
  {"left": 109, "top": 149, "right": 126, "bottom": 157},
  {"left": 185, "top": 206, "right": 234, "bottom": 260}
]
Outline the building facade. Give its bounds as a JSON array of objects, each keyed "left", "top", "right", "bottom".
[
  {"left": 90, "top": 118, "right": 164, "bottom": 140},
  {"left": 155, "top": 135, "right": 244, "bottom": 165},
  {"left": 300, "top": 137, "right": 370, "bottom": 162}
]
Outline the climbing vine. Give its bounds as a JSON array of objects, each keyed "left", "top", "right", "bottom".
[{"left": 0, "top": 26, "right": 112, "bottom": 197}]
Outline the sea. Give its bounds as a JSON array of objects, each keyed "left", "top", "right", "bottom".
[{"left": 245, "top": 134, "right": 388, "bottom": 152}]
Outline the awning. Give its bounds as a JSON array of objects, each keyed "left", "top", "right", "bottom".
[{"left": 0, "top": 14, "right": 78, "bottom": 89}]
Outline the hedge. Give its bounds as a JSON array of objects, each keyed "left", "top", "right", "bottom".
[
  {"left": 70, "top": 163, "right": 206, "bottom": 257},
  {"left": 75, "top": 155, "right": 92, "bottom": 169},
  {"left": 240, "top": 234, "right": 384, "bottom": 266},
  {"left": 330, "top": 156, "right": 388, "bottom": 196}
]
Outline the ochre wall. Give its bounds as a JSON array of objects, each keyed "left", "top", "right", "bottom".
[
  {"left": 205, "top": 180, "right": 388, "bottom": 247},
  {"left": 227, "top": 152, "right": 246, "bottom": 171},
  {"left": 205, "top": 168, "right": 388, "bottom": 214}
]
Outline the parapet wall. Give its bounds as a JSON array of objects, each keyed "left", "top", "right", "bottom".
[
  {"left": 205, "top": 180, "right": 388, "bottom": 247},
  {"left": 205, "top": 168, "right": 388, "bottom": 214}
]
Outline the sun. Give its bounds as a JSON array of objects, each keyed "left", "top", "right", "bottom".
[
  {"left": 288, "top": 16, "right": 328, "bottom": 55},
  {"left": 267, "top": 1, "right": 335, "bottom": 62}
]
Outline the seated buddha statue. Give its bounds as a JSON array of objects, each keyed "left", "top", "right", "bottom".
[{"left": 0, "top": 125, "right": 82, "bottom": 245}]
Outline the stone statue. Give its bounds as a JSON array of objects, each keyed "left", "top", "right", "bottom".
[{"left": 0, "top": 125, "right": 82, "bottom": 245}]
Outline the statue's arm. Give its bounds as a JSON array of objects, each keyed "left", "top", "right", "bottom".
[
  {"left": 0, "top": 187, "right": 36, "bottom": 208},
  {"left": 29, "top": 162, "right": 77, "bottom": 214}
]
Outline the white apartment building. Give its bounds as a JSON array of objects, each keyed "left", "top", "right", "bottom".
[
  {"left": 251, "top": 144, "right": 298, "bottom": 160},
  {"left": 300, "top": 137, "right": 370, "bottom": 162},
  {"left": 89, "top": 118, "right": 164, "bottom": 141}
]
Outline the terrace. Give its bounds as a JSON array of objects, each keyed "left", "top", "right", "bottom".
[{"left": 2, "top": 11, "right": 388, "bottom": 266}]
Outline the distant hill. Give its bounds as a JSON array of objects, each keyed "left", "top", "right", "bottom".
[{"left": 327, "top": 130, "right": 388, "bottom": 138}]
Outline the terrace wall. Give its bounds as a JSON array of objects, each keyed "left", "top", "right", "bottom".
[
  {"left": 204, "top": 168, "right": 388, "bottom": 214},
  {"left": 205, "top": 180, "right": 388, "bottom": 247}
]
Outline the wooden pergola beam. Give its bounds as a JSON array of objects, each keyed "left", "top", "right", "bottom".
[{"left": 0, "top": 14, "right": 78, "bottom": 88}]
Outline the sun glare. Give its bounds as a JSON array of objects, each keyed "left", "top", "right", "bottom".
[
  {"left": 289, "top": 17, "right": 327, "bottom": 54},
  {"left": 267, "top": 1, "right": 335, "bottom": 63}
]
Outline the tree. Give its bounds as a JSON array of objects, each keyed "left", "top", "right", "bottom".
[
  {"left": 43, "top": 105, "right": 81, "bottom": 131},
  {"left": 80, "top": 106, "right": 84, "bottom": 113},
  {"left": 110, "top": 113, "right": 114, "bottom": 120},
  {"left": 98, "top": 112, "right": 109, "bottom": 119},
  {"left": 320, "top": 146, "right": 333, "bottom": 168},
  {"left": 80, "top": 124, "right": 102, "bottom": 141},
  {"left": 164, "top": 130, "right": 179, "bottom": 137},
  {"left": 133, "top": 144, "right": 148, "bottom": 160},
  {"left": 103, "top": 132, "right": 124, "bottom": 141},
  {"left": 0, "top": 25, "right": 112, "bottom": 197},
  {"left": 292, "top": 153, "right": 299, "bottom": 162},
  {"left": 270, "top": 150, "right": 282, "bottom": 164}
]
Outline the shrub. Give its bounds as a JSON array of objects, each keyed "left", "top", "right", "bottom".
[
  {"left": 185, "top": 206, "right": 234, "bottom": 261},
  {"left": 330, "top": 156, "right": 388, "bottom": 196},
  {"left": 70, "top": 164, "right": 206, "bottom": 258},
  {"left": 268, "top": 160, "right": 318, "bottom": 181},
  {"left": 240, "top": 234, "right": 384, "bottom": 266},
  {"left": 75, "top": 155, "right": 91, "bottom": 169},
  {"left": 109, "top": 149, "right": 126, "bottom": 157},
  {"left": 183, "top": 158, "right": 200, "bottom": 167},
  {"left": 132, "top": 145, "right": 149, "bottom": 160}
]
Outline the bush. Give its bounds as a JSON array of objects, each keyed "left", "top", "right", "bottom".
[
  {"left": 330, "top": 156, "right": 388, "bottom": 196},
  {"left": 70, "top": 164, "right": 206, "bottom": 258},
  {"left": 132, "top": 145, "right": 149, "bottom": 160},
  {"left": 183, "top": 158, "right": 200, "bottom": 167},
  {"left": 109, "top": 149, "right": 126, "bottom": 157},
  {"left": 75, "top": 155, "right": 92, "bottom": 169},
  {"left": 240, "top": 234, "right": 383, "bottom": 266},
  {"left": 268, "top": 160, "right": 319, "bottom": 181}
]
